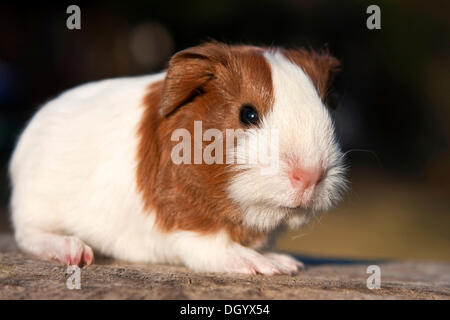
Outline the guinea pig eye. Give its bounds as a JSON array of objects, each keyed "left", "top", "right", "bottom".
[{"left": 239, "top": 104, "right": 259, "bottom": 126}]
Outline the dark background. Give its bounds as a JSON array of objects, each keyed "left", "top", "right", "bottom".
[{"left": 0, "top": 0, "right": 449, "bottom": 261}]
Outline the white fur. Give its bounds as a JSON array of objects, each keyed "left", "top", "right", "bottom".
[
  {"left": 9, "top": 73, "right": 220, "bottom": 268},
  {"left": 228, "top": 50, "right": 347, "bottom": 231},
  {"left": 9, "top": 73, "right": 176, "bottom": 264}
]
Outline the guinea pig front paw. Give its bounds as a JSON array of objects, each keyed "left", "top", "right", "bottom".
[
  {"left": 262, "top": 252, "right": 304, "bottom": 274},
  {"left": 222, "top": 246, "right": 302, "bottom": 276}
]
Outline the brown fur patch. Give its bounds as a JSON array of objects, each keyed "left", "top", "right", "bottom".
[
  {"left": 281, "top": 48, "right": 340, "bottom": 100},
  {"left": 136, "top": 43, "right": 274, "bottom": 247}
]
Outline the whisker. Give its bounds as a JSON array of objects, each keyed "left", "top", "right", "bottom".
[{"left": 341, "top": 148, "right": 383, "bottom": 168}]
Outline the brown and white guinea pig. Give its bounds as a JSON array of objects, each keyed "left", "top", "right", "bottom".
[{"left": 9, "top": 42, "right": 347, "bottom": 275}]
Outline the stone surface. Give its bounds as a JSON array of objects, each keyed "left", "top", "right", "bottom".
[{"left": 0, "top": 234, "right": 449, "bottom": 300}]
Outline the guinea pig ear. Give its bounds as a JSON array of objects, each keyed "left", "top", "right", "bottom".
[
  {"left": 314, "top": 49, "right": 341, "bottom": 98},
  {"left": 159, "top": 43, "right": 228, "bottom": 117},
  {"left": 283, "top": 48, "right": 341, "bottom": 100}
]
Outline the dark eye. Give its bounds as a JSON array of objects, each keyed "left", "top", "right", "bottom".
[{"left": 239, "top": 104, "right": 259, "bottom": 126}]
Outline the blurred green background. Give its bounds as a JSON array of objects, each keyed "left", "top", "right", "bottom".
[{"left": 0, "top": 0, "right": 449, "bottom": 261}]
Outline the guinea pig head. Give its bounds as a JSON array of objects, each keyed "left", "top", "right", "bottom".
[
  {"left": 226, "top": 47, "right": 348, "bottom": 231},
  {"left": 138, "top": 42, "right": 347, "bottom": 237}
]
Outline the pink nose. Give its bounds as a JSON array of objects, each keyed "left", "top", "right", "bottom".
[{"left": 289, "top": 167, "right": 324, "bottom": 191}]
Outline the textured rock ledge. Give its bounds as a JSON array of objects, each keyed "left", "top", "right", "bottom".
[{"left": 0, "top": 234, "right": 449, "bottom": 300}]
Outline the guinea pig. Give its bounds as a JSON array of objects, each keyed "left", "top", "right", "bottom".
[{"left": 8, "top": 41, "right": 347, "bottom": 275}]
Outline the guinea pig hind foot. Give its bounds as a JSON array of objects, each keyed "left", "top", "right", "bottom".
[{"left": 15, "top": 231, "right": 94, "bottom": 267}]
